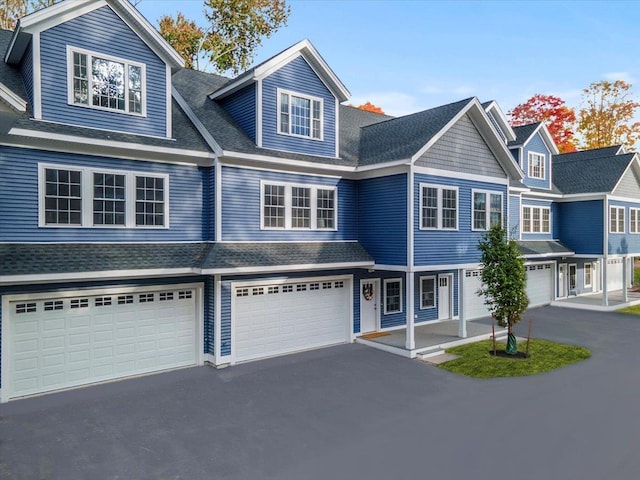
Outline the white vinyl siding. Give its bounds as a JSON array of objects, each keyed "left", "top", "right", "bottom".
[
  {"left": 472, "top": 190, "right": 503, "bottom": 231},
  {"left": 610, "top": 206, "right": 625, "bottom": 233},
  {"left": 39, "top": 163, "right": 168, "bottom": 228},
  {"left": 260, "top": 181, "right": 337, "bottom": 230},
  {"left": 522, "top": 206, "right": 550, "bottom": 234},
  {"left": 528, "top": 152, "right": 545, "bottom": 179},
  {"left": 419, "top": 184, "right": 458, "bottom": 230}
]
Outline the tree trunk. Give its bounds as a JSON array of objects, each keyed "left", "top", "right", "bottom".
[{"left": 506, "top": 326, "right": 518, "bottom": 355}]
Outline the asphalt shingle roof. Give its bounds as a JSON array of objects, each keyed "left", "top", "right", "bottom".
[
  {"left": 338, "top": 104, "right": 393, "bottom": 164},
  {"left": 516, "top": 240, "right": 574, "bottom": 257},
  {"left": 358, "top": 98, "right": 473, "bottom": 165},
  {"left": 553, "top": 145, "right": 623, "bottom": 163},
  {"left": 508, "top": 123, "right": 540, "bottom": 147},
  {"left": 0, "top": 242, "right": 374, "bottom": 276},
  {"left": 552, "top": 153, "right": 635, "bottom": 194},
  {"left": 0, "top": 30, "right": 27, "bottom": 103}
]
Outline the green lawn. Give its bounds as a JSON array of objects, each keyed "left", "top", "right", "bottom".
[
  {"left": 439, "top": 339, "right": 591, "bottom": 378},
  {"left": 618, "top": 304, "right": 640, "bottom": 315}
]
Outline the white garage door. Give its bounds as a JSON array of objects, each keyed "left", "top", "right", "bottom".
[
  {"left": 5, "top": 286, "right": 198, "bottom": 401},
  {"left": 607, "top": 259, "right": 623, "bottom": 291},
  {"left": 526, "top": 264, "right": 553, "bottom": 307},
  {"left": 463, "top": 270, "right": 491, "bottom": 320},
  {"left": 233, "top": 278, "right": 350, "bottom": 363}
]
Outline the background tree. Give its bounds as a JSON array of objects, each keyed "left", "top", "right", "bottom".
[
  {"left": 577, "top": 80, "right": 640, "bottom": 151},
  {"left": 0, "top": 0, "right": 56, "bottom": 30},
  {"left": 508, "top": 94, "right": 577, "bottom": 153},
  {"left": 477, "top": 224, "right": 528, "bottom": 355},
  {"left": 159, "top": 13, "right": 205, "bottom": 70},
  {"left": 356, "top": 101, "right": 385, "bottom": 114}
]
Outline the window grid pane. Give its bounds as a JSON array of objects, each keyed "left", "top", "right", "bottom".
[
  {"left": 263, "top": 184, "right": 285, "bottom": 228},
  {"left": 441, "top": 189, "right": 457, "bottom": 229},
  {"left": 422, "top": 187, "right": 438, "bottom": 229},
  {"left": 93, "top": 173, "right": 126, "bottom": 225},
  {"left": 522, "top": 207, "right": 531, "bottom": 233},
  {"left": 92, "top": 56, "right": 126, "bottom": 111},
  {"left": 279, "top": 93, "right": 289, "bottom": 133},
  {"left": 44, "top": 168, "right": 82, "bottom": 225},
  {"left": 421, "top": 278, "right": 435, "bottom": 308},
  {"left": 317, "top": 188, "right": 335, "bottom": 229},
  {"left": 73, "top": 52, "right": 88, "bottom": 105},
  {"left": 290, "top": 96, "right": 311, "bottom": 136},
  {"left": 385, "top": 281, "right": 401, "bottom": 313},
  {"left": 135, "top": 176, "right": 165, "bottom": 226},
  {"left": 532, "top": 208, "right": 541, "bottom": 232},
  {"left": 128, "top": 65, "right": 142, "bottom": 113},
  {"left": 473, "top": 192, "right": 486, "bottom": 230},
  {"left": 542, "top": 208, "right": 550, "bottom": 233},
  {"left": 291, "top": 186, "right": 311, "bottom": 228}
]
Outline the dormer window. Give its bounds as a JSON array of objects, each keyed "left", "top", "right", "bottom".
[
  {"left": 67, "top": 47, "right": 146, "bottom": 116},
  {"left": 278, "top": 89, "right": 322, "bottom": 140},
  {"left": 528, "top": 152, "right": 545, "bottom": 179}
]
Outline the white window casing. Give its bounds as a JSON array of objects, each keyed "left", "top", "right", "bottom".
[
  {"left": 277, "top": 88, "right": 323, "bottom": 141},
  {"left": 609, "top": 206, "right": 625, "bottom": 233},
  {"left": 630, "top": 208, "right": 640, "bottom": 234},
  {"left": 522, "top": 205, "right": 551, "bottom": 234},
  {"left": 383, "top": 278, "right": 403, "bottom": 314},
  {"left": 527, "top": 151, "right": 545, "bottom": 179},
  {"left": 584, "top": 263, "right": 592, "bottom": 288},
  {"left": 419, "top": 183, "right": 458, "bottom": 231},
  {"left": 472, "top": 189, "right": 503, "bottom": 231},
  {"left": 419, "top": 275, "right": 436, "bottom": 309}
]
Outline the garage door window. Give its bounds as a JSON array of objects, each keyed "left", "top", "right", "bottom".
[{"left": 384, "top": 279, "right": 402, "bottom": 314}]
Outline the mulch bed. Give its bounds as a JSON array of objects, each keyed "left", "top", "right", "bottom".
[{"left": 489, "top": 350, "right": 529, "bottom": 359}]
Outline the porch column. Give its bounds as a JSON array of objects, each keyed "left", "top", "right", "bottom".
[
  {"left": 623, "top": 256, "right": 629, "bottom": 303},
  {"left": 458, "top": 269, "right": 467, "bottom": 338},
  {"left": 406, "top": 272, "right": 415, "bottom": 350},
  {"left": 602, "top": 258, "right": 608, "bottom": 307}
]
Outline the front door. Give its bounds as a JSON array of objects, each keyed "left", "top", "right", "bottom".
[
  {"left": 438, "top": 274, "right": 452, "bottom": 320},
  {"left": 558, "top": 263, "right": 568, "bottom": 298},
  {"left": 360, "top": 279, "right": 379, "bottom": 334}
]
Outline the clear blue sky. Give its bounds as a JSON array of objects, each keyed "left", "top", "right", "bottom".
[{"left": 138, "top": 0, "right": 640, "bottom": 123}]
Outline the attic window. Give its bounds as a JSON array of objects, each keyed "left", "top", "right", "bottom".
[
  {"left": 67, "top": 47, "right": 146, "bottom": 116},
  {"left": 528, "top": 152, "right": 545, "bottom": 179},
  {"left": 278, "top": 89, "right": 322, "bottom": 140}
]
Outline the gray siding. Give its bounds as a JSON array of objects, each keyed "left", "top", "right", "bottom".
[
  {"left": 39, "top": 5, "right": 168, "bottom": 137},
  {"left": 416, "top": 113, "right": 507, "bottom": 179},
  {"left": 613, "top": 167, "right": 640, "bottom": 199}
]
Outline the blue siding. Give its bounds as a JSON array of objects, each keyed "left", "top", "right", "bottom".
[
  {"left": 40, "top": 5, "right": 167, "bottom": 137},
  {"left": 261, "top": 56, "right": 336, "bottom": 157},
  {"left": 358, "top": 174, "right": 407, "bottom": 265},
  {"left": 219, "top": 84, "right": 256, "bottom": 142},
  {"left": 0, "top": 276, "right": 204, "bottom": 388},
  {"left": 20, "top": 42, "right": 34, "bottom": 107},
  {"left": 522, "top": 132, "right": 552, "bottom": 189},
  {"left": 220, "top": 166, "right": 356, "bottom": 241},
  {"left": 558, "top": 200, "right": 604, "bottom": 254},
  {"left": 509, "top": 147, "right": 520, "bottom": 165},
  {"left": 413, "top": 174, "right": 508, "bottom": 265},
  {"left": 521, "top": 198, "right": 555, "bottom": 241},
  {"left": 0, "top": 146, "right": 204, "bottom": 242},
  {"left": 203, "top": 167, "right": 215, "bottom": 241},
  {"left": 413, "top": 271, "right": 459, "bottom": 324},
  {"left": 608, "top": 200, "right": 640, "bottom": 255},
  {"left": 509, "top": 194, "right": 520, "bottom": 239}
]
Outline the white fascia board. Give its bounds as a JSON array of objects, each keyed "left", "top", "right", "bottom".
[
  {"left": 202, "top": 261, "right": 374, "bottom": 275},
  {"left": 172, "top": 87, "right": 223, "bottom": 156},
  {"left": 534, "top": 123, "right": 560, "bottom": 155},
  {"left": 611, "top": 154, "right": 640, "bottom": 195},
  {"left": 509, "top": 186, "right": 530, "bottom": 193},
  {"left": 484, "top": 101, "right": 517, "bottom": 142},
  {"left": 0, "top": 82, "right": 27, "bottom": 112},
  {"left": 522, "top": 253, "right": 574, "bottom": 259},
  {"left": 220, "top": 150, "right": 355, "bottom": 173},
  {"left": 555, "top": 193, "right": 607, "bottom": 202},
  {"left": 355, "top": 158, "right": 412, "bottom": 172},
  {"left": 413, "top": 165, "right": 509, "bottom": 186},
  {"left": 0, "top": 268, "right": 199, "bottom": 286},
  {"left": 411, "top": 263, "right": 482, "bottom": 272},
  {"left": 522, "top": 190, "right": 563, "bottom": 199},
  {"left": 18, "top": 0, "right": 99, "bottom": 30}
]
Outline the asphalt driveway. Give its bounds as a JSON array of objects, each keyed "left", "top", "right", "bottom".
[{"left": 1, "top": 306, "right": 639, "bottom": 479}]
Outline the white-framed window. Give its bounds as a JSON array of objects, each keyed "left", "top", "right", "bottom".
[
  {"left": 472, "top": 190, "right": 503, "bottom": 231},
  {"left": 39, "top": 163, "right": 168, "bottom": 228},
  {"left": 277, "top": 89, "right": 323, "bottom": 140},
  {"left": 383, "top": 278, "right": 402, "bottom": 314},
  {"left": 522, "top": 206, "right": 551, "bottom": 233},
  {"left": 67, "top": 46, "right": 146, "bottom": 116},
  {"left": 419, "top": 184, "right": 458, "bottom": 230},
  {"left": 261, "top": 181, "right": 337, "bottom": 230},
  {"left": 584, "top": 263, "right": 592, "bottom": 288},
  {"left": 419, "top": 276, "right": 436, "bottom": 309},
  {"left": 630, "top": 208, "right": 640, "bottom": 233},
  {"left": 610, "top": 206, "right": 625, "bottom": 233},
  {"left": 528, "top": 152, "right": 545, "bottom": 179}
]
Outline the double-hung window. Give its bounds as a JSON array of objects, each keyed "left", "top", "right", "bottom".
[
  {"left": 522, "top": 206, "right": 550, "bottom": 233},
  {"left": 630, "top": 208, "right": 640, "bottom": 233},
  {"left": 261, "top": 182, "right": 336, "bottom": 230},
  {"left": 610, "top": 206, "right": 625, "bottom": 233},
  {"left": 68, "top": 46, "right": 145, "bottom": 116},
  {"left": 528, "top": 152, "right": 545, "bottom": 179},
  {"left": 420, "top": 184, "right": 458, "bottom": 230},
  {"left": 419, "top": 276, "right": 436, "bottom": 309},
  {"left": 40, "top": 163, "right": 168, "bottom": 228},
  {"left": 384, "top": 278, "right": 403, "bottom": 314},
  {"left": 472, "top": 190, "right": 503, "bottom": 231},
  {"left": 278, "top": 89, "right": 322, "bottom": 140}
]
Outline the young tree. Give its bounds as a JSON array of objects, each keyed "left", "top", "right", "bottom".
[
  {"left": 159, "top": 13, "right": 205, "bottom": 70},
  {"left": 477, "top": 224, "right": 529, "bottom": 355},
  {"left": 578, "top": 80, "right": 640, "bottom": 151},
  {"left": 508, "top": 94, "right": 577, "bottom": 153}
]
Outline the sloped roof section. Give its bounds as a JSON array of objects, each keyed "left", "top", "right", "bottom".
[
  {"left": 508, "top": 123, "right": 541, "bottom": 147},
  {"left": 339, "top": 104, "right": 393, "bottom": 164},
  {"left": 516, "top": 240, "right": 574, "bottom": 258},
  {"left": 358, "top": 98, "right": 473, "bottom": 165},
  {"left": 0, "top": 30, "right": 27, "bottom": 102},
  {"left": 552, "top": 153, "right": 636, "bottom": 194},
  {"left": 553, "top": 145, "right": 624, "bottom": 163}
]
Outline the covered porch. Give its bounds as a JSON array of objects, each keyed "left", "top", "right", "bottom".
[
  {"left": 356, "top": 320, "right": 506, "bottom": 359},
  {"left": 551, "top": 289, "right": 640, "bottom": 311}
]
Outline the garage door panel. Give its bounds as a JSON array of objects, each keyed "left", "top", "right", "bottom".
[
  {"left": 7, "top": 286, "right": 198, "bottom": 400},
  {"left": 526, "top": 264, "right": 553, "bottom": 307},
  {"left": 463, "top": 271, "right": 491, "bottom": 320}
]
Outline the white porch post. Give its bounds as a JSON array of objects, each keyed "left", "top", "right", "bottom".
[
  {"left": 623, "top": 256, "right": 629, "bottom": 303},
  {"left": 458, "top": 269, "right": 467, "bottom": 338},
  {"left": 406, "top": 272, "right": 415, "bottom": 350},
  {"left": 603, "top": 258, "right": 608, "bottom": 306}
]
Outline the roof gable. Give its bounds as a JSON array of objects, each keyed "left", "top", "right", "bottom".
[
  {"left": 4, "top": 0, "right": 184, "bottom": 69},
  {"left": 509, "top": 122, "right": 559, "bottom": 155}
]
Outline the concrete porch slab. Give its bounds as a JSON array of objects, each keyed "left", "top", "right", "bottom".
[{"left": 551, "top": 289, "right": 640, "bottom": 311}]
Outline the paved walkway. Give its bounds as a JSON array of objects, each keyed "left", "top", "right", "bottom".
[{"left": 1, "top": 306, "right": 639, "bottom": 479}]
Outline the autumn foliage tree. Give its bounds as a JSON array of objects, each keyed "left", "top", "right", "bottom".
[
  {"left": 578, "top": 80, "right": 640, "bottom": 151},
  {"left": 356, "top": 101, "right": 385, "bottom": 114},
  {"left": 159, "top": 13, "right": 205, "bottom": 70},
  {"left": 508, "top": 94, "right": 577, "bottom": 152},
  {"left": 0, "top": 0, "right": 57, "bottom": 30}
]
